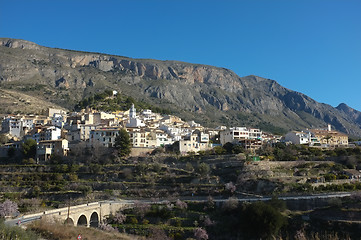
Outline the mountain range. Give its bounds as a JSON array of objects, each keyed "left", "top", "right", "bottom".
[{"left": 1, "top": 38, "right": 360, "bottom": 137}]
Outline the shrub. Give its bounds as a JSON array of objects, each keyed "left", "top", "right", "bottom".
[
  {"left": 147, "top": 205, "right": 174, "bottom": 220},
  {"left": 241, "top": 201, "right": 287, "bottom": 239},
  {"left": 324, "top": 173, "right": 337, "bottom": 181},
  {"left": 213, "top": 146, "right": 226, "bottom": 155},
  {"left": 0, "top": 220, "right": 38, "bottom": 240},
  {"left": 18, "top": 198, "right": 41, "bottom": 213},
  {"left": 185, "top": 162, "right": 194, "bottom": 172},
  {"left": 206, "top": 196, "right": 215, "bottom": 210},
  {"left": 197, "top": 163, "right": 210, "bottom": 177},
  {"left": 129, "top": 217, "right": 138, "bottom": 224},
  {"left": 268, "top": 196, "right": 286, "bottom": 211},
  {"left": 78, "top": 185, "right": 92, "bottom": 195}
]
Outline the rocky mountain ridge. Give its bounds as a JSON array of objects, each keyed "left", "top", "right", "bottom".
[{"left": 1, "top": 38, "right": 360, "bottom": 137}]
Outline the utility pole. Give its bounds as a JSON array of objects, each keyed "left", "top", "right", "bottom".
[{"left": 66, "top": 197, "right": 70, "bottom": 225}]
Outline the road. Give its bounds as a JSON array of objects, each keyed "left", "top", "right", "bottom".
[
  {"left": 165, "top": 192, "right": 353, "bottom": 203},
  {"left": 5, "top": 191, "right": 355, "bottom": 227}
]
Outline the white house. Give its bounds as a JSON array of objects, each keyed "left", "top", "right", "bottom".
[
  {"left": 179, "top": 130, "right": 211, "bottom": 154},
  {"left": 36, "top": 139, "right": 69, "bottom": 162},
  {"left": 155, "top": 130, "right": 174, "bottom": 147},
  {"left": 220, "top": 127, "right": 250, "bottom": 145},
  {"left": 249, "top": 128, "right": 262, "bottom": 140},
  {"left": 51, "top": 113, "right": 66, "bottom": 128},
  {"left": 89, "top": 127, "right": 121, "bottom": 148},
  {"left": 65, "top": 124, "right": 98, "bottom": 142},
  {"left": 284, "top": 131, "right": 320, "bottom": 146},
  {"left": 1, "top": 116, "right": 22, "bottom": 138}
]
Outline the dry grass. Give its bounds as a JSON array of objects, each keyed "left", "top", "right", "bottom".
[
  {"left": 0, "top": 89, "right": 66, "bottom": 114},
  {"left": 28, "top": 219, "right": 142, "bottom": 240}
]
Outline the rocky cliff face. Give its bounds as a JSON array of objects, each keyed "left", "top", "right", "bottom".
[{"left": 1, "top": 38, "right": 361, "bottom": 137}]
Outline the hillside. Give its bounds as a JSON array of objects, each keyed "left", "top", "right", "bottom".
[{"left": 1, "top": 38, "right": 361, "bottom": 136}]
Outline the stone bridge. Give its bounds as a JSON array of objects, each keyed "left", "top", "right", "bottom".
[
  {"left": 15, "top": 200, "right": 134, "bottom": 227},
  {"left": 9, "top": 193, "right": 352, "bottom": 227}
]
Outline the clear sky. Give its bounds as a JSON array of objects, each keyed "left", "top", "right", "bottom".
[{"left": 1, "top": 0, "right": 360, "bottom": 111}]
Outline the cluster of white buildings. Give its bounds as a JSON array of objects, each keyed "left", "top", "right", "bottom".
[
  {"left": 2, "top": 97, "right": 352, "bottom": 163},
  {"left": 1, "top": 99, "right": 279, "bottom": 161},
  {"left": 283, "top": 124, "right": 349, "bottom": 148}
]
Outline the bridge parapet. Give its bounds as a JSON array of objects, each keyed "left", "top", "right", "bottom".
[{"left": 13, "top": 200, "right": 134, "bottom": 227}]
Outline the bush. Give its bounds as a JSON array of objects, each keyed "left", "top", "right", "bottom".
[
  {"left": 324, "top": 173, "right": 337, "bottom": 181},
  {"left": 197, "top": 163, "right": 210, "bottom": 177},
  {"left": 213, "top": 146, "right": 226, "bottom": 155},
  {"left": 147, "top": 205, "right": 174, "bottom": 220},
  {"left": 0, "top": 220, "right": 38, "bottom": 240},
  {"left": 129, "top": 216, "right": 138, "bottom": 224},
  {"left": 241, "top": 201, "right": 287, "bottom": 239},
  {"left": 78, "top": 185, "right": 92, "bottom": 195}
]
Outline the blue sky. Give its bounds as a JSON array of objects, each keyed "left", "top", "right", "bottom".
[{"left": 1, "top": 0, "right": 360, "bottom": 111}]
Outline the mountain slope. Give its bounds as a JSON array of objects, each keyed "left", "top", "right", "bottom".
[{"left": 1, "top": 38, "right": 360, "bottom": 137}]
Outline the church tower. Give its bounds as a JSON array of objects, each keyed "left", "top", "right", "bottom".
[{"left": 129, "top": 104, "right": 136, "bottom": 119}]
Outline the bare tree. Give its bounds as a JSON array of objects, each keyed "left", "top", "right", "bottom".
[
  {"left": 99, "top": 221, "right": 117, "bottom": 232},
  {"left": 148, "top": 226, "right": 170, "bottom": 240},
  {"left": 203, "top": 216, "right": 215, "bottom": 226},
  {"left": 194, "top": 227, "right": 209, "bottom": 240},
  {"left": 114, "top": 211, "right": 127, "bottom": 224},
  {"left": 133, "top": 201, "right": 151, "bottom": 219},
  {"left": 176, "top": 199, "right": 188, "bottom": 210},
  {"left": 225, "top": 181, "right": 236, "bottom": 194},
  {"left": 222, "top": 197, "right": 238, "bottom": 211},
  {"left": 0, "top": 199, "right": 19, "bottom": 218}
]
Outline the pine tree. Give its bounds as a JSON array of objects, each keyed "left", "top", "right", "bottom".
[{"left": 114, "top": 129, "right": 131, "bottom": 157}]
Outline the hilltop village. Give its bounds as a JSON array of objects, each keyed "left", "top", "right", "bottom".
[
  {"left": 0, "top": 91, "right": 360, "bottom": 240},
  {"left": 0, "top": 91, "right": 352, "bottom": 162}
]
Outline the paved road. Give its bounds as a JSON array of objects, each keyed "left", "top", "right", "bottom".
[{"left": 147, "top": 192, "right": 353, "bottom": 203}]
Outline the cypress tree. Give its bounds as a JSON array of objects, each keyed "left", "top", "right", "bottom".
[{"left": 114, "top": 129, "right": 131, "bottom": 157}]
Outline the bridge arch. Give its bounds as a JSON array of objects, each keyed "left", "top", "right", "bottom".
[
  {"left": 77, "top": 215, "right": 87, "bottom": 226},
  {"left": 64, "top": 217, "right": 74, "bottom": 225},
  {"left": 90, "top": 212, "right": 99, "bottom": 227}
]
